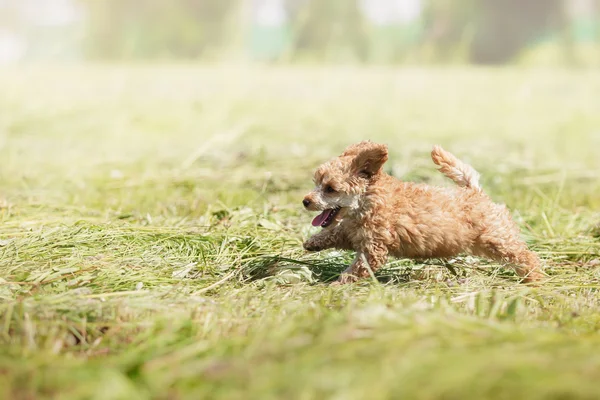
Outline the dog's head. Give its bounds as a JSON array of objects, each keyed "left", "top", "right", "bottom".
[{"left": 302, "top": 141, "right": 388, "bottom": 228}]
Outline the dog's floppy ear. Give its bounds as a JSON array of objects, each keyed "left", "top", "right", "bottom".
[{"left": 343, "top": 141, "right": 388, "bottom": 178}]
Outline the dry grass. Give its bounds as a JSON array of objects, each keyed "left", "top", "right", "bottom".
[{"left": 1, "top": 65, "right": 600, "bottom": 399}]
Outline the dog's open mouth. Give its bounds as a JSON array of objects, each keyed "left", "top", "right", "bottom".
[{"left": 311, "top": 207, "right": 341, "bottom": 228}]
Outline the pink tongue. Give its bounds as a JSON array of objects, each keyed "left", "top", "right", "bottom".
[{"left": 312, "top": 209, "right": 333, "bottom": 227}]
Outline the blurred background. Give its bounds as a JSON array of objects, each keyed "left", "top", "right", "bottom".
[{"left": 1, "top": 0, "right": 599, "bottom": 66}]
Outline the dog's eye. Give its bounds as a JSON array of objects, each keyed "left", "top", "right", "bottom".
[
  {"left": 324, "top": 185, "right": 336, "bottom": 194},
  {"left": 359, "top": 169, "right": 372, "bottom": 178}
]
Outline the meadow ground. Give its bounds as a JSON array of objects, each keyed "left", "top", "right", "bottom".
[{"left": 1, "top": 65, "right": 600, "bottom": 399}]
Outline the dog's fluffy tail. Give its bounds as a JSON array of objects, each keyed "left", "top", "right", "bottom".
[{"left": 431, "top": 146, "right": 481, "bottom": 191}]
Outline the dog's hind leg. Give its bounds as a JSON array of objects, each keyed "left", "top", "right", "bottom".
[{"left": 474, "top": 234, "right": 544, "bottom": 283}]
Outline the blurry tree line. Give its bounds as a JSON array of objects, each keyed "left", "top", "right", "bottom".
[{"left": 76, "top": 0, "right": 599, "bottom": 64}]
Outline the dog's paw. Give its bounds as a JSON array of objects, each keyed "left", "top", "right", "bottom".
[
  {"left": 303, "top": 240, "right": 323, "bottom": 252},
  {"left": 335, "top": 272, "right": 359, "bottom": 285}
]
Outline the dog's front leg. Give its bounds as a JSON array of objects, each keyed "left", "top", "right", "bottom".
[
  {"left": 337, "top": 245, "right": 388, "bottom": 284},
  {"left": 303, "top": 226, "right": 350, "bottom": 252}
]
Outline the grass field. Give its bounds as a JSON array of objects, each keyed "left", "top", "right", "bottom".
[{"left": 1, "top": 65, "right": 600, "bottom": 399}]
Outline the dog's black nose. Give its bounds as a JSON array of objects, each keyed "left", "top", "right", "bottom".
[{"left": 302, "top": 199, "right": 311, "bottom": 208}]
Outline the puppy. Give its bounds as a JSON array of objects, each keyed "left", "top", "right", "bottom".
[{"left": 302, "top": 141, "right": 544, "bottom": 283}]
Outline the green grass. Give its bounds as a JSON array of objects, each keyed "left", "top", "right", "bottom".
[{"left": 1, "top": 65, "right": 600, "bottom": 399}]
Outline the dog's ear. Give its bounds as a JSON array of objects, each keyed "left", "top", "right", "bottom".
[{"left": 344, "top": 141, "right": 388, "bottom": 178}]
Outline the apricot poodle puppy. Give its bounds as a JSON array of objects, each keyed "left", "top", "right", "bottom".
[{"left": 302, "top": 141, "right": 544, "bottom": 283}]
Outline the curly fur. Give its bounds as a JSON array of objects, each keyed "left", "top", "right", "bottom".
[{"left": 302, "top": 141, "right": 544, "bottom": 284}]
